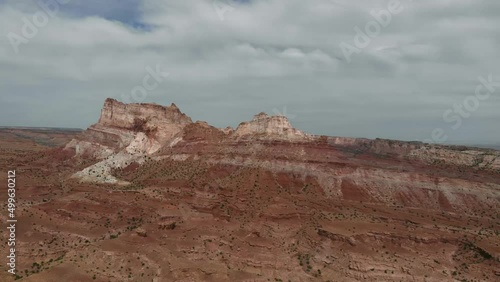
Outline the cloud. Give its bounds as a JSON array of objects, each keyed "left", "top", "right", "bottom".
[{"left": 0, "top": 0, "right": 499, "bottom": 144}]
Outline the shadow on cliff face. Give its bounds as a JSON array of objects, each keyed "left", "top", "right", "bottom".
[{"left": 132, "top": 117, "right": 158, "bottom": 138}]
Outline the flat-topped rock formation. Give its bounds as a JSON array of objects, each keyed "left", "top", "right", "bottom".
[
  {"left": 97, "top": 98, "right": 192, "bottom": 137},
  {"left": 65, "top": 99, "right": 193, "bottom": 158},
  {"left": 232, "top": 112, "right": 309, "bottom": 141}
]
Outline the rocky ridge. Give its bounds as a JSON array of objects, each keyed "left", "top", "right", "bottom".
[
  {"left": 66, "top": 98, "right": 500, "bottom": 186},
  {"left": 66, "top": 99, "right": 313, "bottom": 183},
  {"left": 232, "top": 112, "right": 310, "bottom": 141}
]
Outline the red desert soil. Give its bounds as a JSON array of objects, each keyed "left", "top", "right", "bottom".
[{"left": 0, "top": 99, "right": 499, "bottom": 282}]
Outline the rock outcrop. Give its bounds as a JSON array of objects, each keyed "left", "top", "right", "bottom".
[
  {"left": 66, "top": 99, "right": 193, "bottom": 183},
  {"left": 66, "top": 99, "right": 312, "bottom": 183},
  {"left": 65, "top": 98, "right": 500, "bottom": 190},
  {"left": 97, "top": 98, "right": 192, "bottom": 140},
  {"left": 232, "top": 112, "right": 309, "bottom": 141},
  {"left": 67, "top": 98, "right": 192, "bottom": 154}
]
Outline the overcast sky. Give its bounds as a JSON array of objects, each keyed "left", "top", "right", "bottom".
[{"left": 0, "top": 0, "right": 499, "bottom": 144}]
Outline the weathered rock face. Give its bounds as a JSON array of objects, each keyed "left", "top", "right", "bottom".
[
  {"left": 66, "top": 99, "right": 195, "bottom": 183},
  {"left": 67, "top": 98, "right": 193, "bottom": 155},
  {"left": 182, "top": 121, "right": 227, "bottom": 142},
  {"left": 232, "top": 112, "right": 309, "bottom": 141},
  {"left": 66, "top": 98, "right": 500, "bottom": 192},
  {"left": 326, "top": 136, "right": 500, "bottom": 172},
  {"left": 97, "top": 98, "right": 192, "bottom": 142},
  {"left": 67, "top": 99, "right": 314, "bottom": 183}
]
